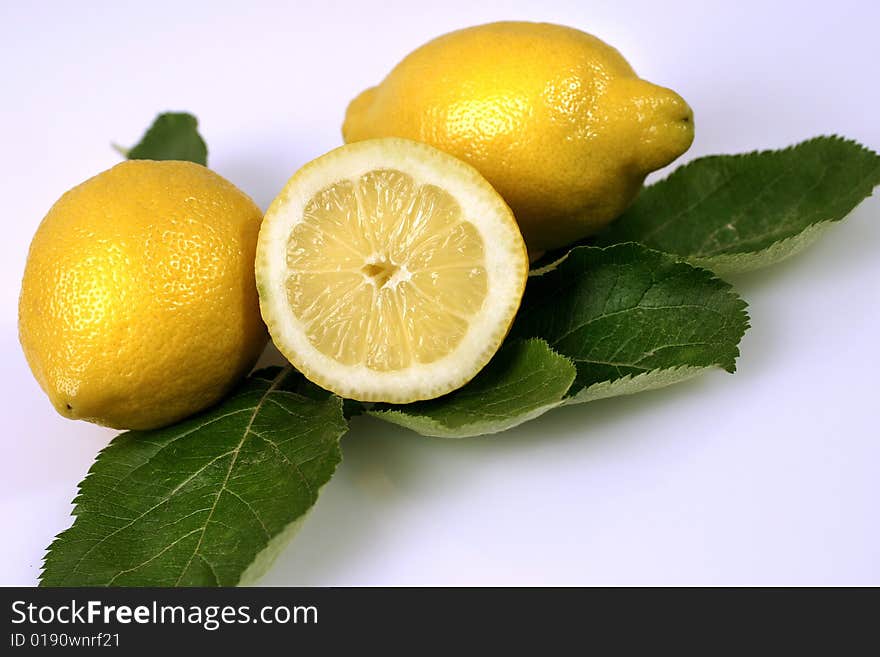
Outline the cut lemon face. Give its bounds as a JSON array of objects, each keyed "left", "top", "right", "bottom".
[{"left": 256, "top": 138, "right": 528, "bottom": 402}]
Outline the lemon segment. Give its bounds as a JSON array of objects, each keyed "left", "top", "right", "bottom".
[{"left": 257, "top": 138, "right": 528, "bottom": 403}]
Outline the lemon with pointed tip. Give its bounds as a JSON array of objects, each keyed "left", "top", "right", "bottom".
[
  {"left": 343, "top": 21, "right": 695, "bottom": 253},
  {"left": 19, "top": 160, "right": 267, "bottom": 430},
  {"left": 256, "top": 138, "right": 528, "bottom": 403}
]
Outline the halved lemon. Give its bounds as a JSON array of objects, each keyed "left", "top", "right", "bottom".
[{"left": 256, "top": 138, "right": 528, "bottom": 402}]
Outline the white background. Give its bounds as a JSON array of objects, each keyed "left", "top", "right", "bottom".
[{"left": 1, "top": 0, "right": 878, "bottom": 586}]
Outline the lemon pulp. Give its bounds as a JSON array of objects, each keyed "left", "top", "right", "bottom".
[{"left": 287, "top": 169, "right": 488, "bottom": 370}]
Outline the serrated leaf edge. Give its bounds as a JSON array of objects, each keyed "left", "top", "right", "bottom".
[
  {"left": 686, "top": 219, "right": 837, "bottom": 276},
  {"left": 565, "top": 364, "right": 709, "bottom": 405},
  {"left": 371, "top": 398, "right": 567, "bottom": 438},
  {"left": 368, "top": 338, "right": 577, "bottom": 438}
]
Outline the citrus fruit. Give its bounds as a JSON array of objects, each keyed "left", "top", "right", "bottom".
[
  {"left": 343, "top": 21, "right": 695, "bottom": 253},
  {"left": 19, "top": 160, "right": 267, "bottom": 430},
  {"left": 256, "top": 138, "right": 528, "bottom": 403}
]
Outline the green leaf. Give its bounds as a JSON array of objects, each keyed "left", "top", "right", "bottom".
[
  {"left": 122, "top": 112, "right": 208, "bottom": 166},
  {"left": 369, "top": 339, "right": 576, "bottom": 438},
  {"left": 512, "top": 244, "right": 749, "bottom": 402},
  {"left": 596, "top": 137, "right": 880, "bottom": 275},
  {"left": 40, "top": 367, "right": 347, "bottom": 587},
  {"left": 371, "top": 245, "right": 748, "bottom": 437}
]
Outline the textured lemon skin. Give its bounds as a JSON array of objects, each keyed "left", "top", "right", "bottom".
[
  {"left": 343, "top": 21, "right": 695, "bottom": 252},
  {"left": 19, "top": 160, "right": 268, "bottom": 430}
]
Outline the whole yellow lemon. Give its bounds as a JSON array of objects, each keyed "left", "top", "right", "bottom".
[
  {"left": 19, "top": 160, "right": 267, "bottom": 430},
  {"left": 343, "top": 21, "right": 695, "bottom": 252}
]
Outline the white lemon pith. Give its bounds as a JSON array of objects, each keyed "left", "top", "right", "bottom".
[{"left": 256, "top": 138, "right": 528, "bottom": 402}]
